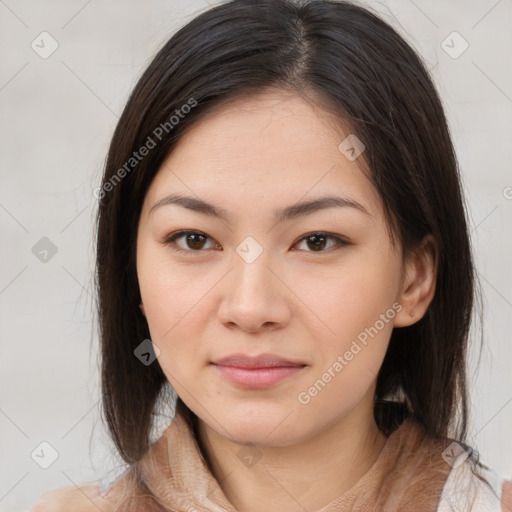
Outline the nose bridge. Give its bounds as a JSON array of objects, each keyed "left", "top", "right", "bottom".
[
  {"left": 231, "top": 235, "right": 275, "bottom": 299},
  {"left": 218, "top": 235, "right": 290, "bottom": 330}
]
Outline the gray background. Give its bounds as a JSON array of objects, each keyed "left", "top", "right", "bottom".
[{"left": 0, "top": 0, "right": 511, "bottom": 510}]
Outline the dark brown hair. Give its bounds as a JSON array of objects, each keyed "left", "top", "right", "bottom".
[{"left": 95, "top": 0, "right": 488, "bottom": 504}]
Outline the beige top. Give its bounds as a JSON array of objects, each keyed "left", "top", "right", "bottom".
[{"left": 30, "top": 410, "right": 512, "bottom": 512}]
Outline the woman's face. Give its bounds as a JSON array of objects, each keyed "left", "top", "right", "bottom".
[{"left": 136, "top": 89, "right": 408, "bottom": 446}]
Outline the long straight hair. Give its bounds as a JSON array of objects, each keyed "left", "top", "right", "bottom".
[{"left": 95, "top": 0, "right": 487, "bottom": 506}]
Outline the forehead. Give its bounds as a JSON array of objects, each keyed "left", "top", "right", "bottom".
[{"left": 143, "top": 89, "right": 382, "bottom": 220}]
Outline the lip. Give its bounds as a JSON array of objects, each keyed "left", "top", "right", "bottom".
[
  {"left": 211, "top": 353, "right": 307, "bottom": 389},
  {"left": 212, "top": 353, "right": 306, "bottom": 368}
]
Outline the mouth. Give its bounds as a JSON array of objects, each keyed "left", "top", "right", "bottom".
[{"left": 211, "top": 353, "right": 307, "bottom": 389}]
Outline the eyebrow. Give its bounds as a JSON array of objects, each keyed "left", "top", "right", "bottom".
[{"left": 149, "top": 193, "right": 372, "bottom": 223}]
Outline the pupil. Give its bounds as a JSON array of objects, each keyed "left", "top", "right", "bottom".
[
  {"left": 188, "top": 233, "right": 205, "bottom": 249},
  {"left": 308, "top": 235, "right": 326, "bottom": 251}
]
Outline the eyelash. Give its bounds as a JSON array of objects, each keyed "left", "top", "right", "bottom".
[{"left": 163, "top": 230, "right": 350, "bottom": 254}]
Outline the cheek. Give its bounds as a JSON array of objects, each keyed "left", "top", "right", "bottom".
[
  {"left": 138, "top": 241, "right": 201, "bottom": 320},
  {"left": 142, "top": 286, "right": 208, "bottom": 363},
  {"left": 289, "top": 249, "right": 401, "bottom": 406},
  {"left": 137, "top": 246, "right": 208, "bottom": 359},
  {"left": 292, "top": 249, "right": 401, "bottom": 343}
]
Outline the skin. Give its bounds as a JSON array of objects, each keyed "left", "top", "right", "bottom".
[{"left": 135, "top": 88, "right": 437, "bottom": 512}]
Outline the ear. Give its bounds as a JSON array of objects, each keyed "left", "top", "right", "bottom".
[
  {"left": 139, "top": 302, "right": 146, "bottom": 317},
  {"left": 394, "top": 234, "right": 438, "bottom": 328}
]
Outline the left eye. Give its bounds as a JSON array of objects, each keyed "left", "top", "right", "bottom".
[
  {"left": 293, "top": 232, "right": 348, "bottom": 252},
  {"left": 164, "top": 230, "right": 348, "bottom": 253}
]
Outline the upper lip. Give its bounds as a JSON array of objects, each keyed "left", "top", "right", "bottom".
[{"left": 212, "top": 353, "right": 306, "bottom": 368}]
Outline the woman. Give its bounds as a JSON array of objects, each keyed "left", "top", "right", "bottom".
[{"left": 31, "top": 0, "right": 511, "bottom": 510}]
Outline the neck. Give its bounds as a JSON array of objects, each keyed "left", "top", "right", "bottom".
[{"left": 196, "top": 399, "right": 388, "bottom": 512}]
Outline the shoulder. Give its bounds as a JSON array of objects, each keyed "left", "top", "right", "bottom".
[
  {"left": 438, "top": 455, "right": 512, "bottom": 512},
  {"left": 29, "top": 481, "right": 121, "bottom": 512}
]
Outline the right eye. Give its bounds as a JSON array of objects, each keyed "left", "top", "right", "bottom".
[{"left": 164, "top": 230, "right": 222, "bottom": 252}]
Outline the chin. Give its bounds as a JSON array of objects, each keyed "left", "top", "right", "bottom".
[{"left": 212, "top": 401, "right": 305, "bottom": 447}]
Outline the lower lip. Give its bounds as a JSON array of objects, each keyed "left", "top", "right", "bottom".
[{"left": 213, "top": 364, "right": 305, "bottom": 388}]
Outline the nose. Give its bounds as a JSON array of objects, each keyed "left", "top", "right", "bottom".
[{"left": 217, "top": 251, "right": 292, "bottom": 333}]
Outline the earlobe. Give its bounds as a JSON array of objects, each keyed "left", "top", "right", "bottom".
[
  {"left": 139, "top": 303, "right": 146, "bottom": 317},
  {"left": 394, "top": 234, "right": 437, "bottom": 328}
]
